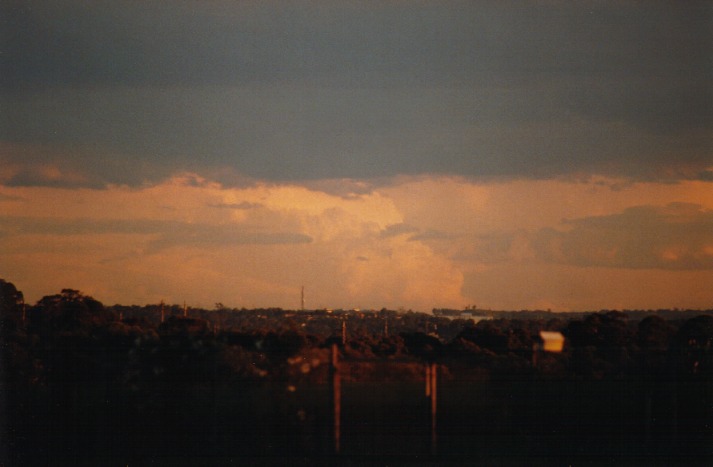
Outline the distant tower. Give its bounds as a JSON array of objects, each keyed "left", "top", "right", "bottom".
[
  {"left": 160, "top": 300, "right": 165, "bottom": 323},
  {"left": 301, "top": 286, "right": 305, "bottom": 311},
  {"left": 183, "top": 301, "right": 187, "bottom": 317}
]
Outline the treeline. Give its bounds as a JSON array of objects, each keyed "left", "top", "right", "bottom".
[
  {"left": 2, "top": 279, "right": 713, "bottom": 463},
  {"left": 3, "top": 279, "right": 713, "bottom": 385}
]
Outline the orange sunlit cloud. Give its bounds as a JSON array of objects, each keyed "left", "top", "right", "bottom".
[
  {"left": 0, "top": 174, "right": 460, "bottom": 309},
  {"left": 1, "top": 173, "right": 713, "bottom": 311}
]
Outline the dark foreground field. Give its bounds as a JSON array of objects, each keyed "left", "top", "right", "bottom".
[
  {"left": 2, "top": 282, "right": 713, "bottom": 465},
  {"left": 6, "top": 378, "right": 712, "bottom": 465}
]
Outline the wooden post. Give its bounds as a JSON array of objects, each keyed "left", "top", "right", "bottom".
[
  {"left": 425, "top": 363, "right": 431, "bottom": 397},
  {"left": 672, "top": 380, "right": 678, "bottom": 448},
  {"left": 645, "top": 390, "right": 652, "bottom": 447},
  {"left": 430, "top": 363, "right": 437, "bottom": 455},
  {"left": 330, "top": 343, "right": 341, "bottom": 455}
]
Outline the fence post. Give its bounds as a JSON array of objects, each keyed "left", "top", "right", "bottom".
[
  {"left": 425, "top": 363, "right": 431, "bottom": 397},
  {"left": 430, "top": 362, "right": 437, "bottom": 455},
  {"left": 330, "top": 343, "right": 341, "bottom": 455}
]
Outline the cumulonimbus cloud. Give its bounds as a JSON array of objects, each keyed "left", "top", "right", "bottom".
[
  {"left": 0, "top": 174, "right": 466, "bottom": 309},
  {"left": 2, "top": 173, "right": 713, "bottom": 310}
]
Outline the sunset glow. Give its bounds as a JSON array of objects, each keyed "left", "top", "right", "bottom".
[
  {"left": 2, "top": 1, "right": 712, "bottom": 311},
  {"left": 2, "top": 174, "right": 712, "bottom": 311}
]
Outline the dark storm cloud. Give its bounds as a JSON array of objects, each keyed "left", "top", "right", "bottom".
[
  {"left": 379, "top": 223, "right": 419, "bottom": 238},
  {"left": 145, "top": 226, "right": 312, "bottom": 252},
  {"left": 532, "top": 203, "right": 713, "bottom": 270},
  {"left": 456, "top": 203, "right": 713, "bottom": 270},
  {"left": 1, "top": 1, "right": 711, "bottom": 185},
  {"left": 0, "top": 216, "right": 167, "bottom": 236},
  {"left": 4, "top": 1, "right": 710, "bottom": 88},
  {"left": 0, "top": 192, "right": 22, "bottom": 202},
  {"left": 409, "top": 229, "right": 456, "bottom": 242},
  {"left": 208, "top": 201, "right": 262, "bottom": 210},
  {"left": 0, "top": 215, "right": 312, "bottom": 249}
]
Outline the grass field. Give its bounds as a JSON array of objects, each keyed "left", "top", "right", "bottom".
[{"left": 9, "top": 377, "right": 712, "bottom": 465}]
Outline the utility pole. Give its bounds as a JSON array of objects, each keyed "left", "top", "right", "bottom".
[
  {"left": 330, "top": 344, "right": 341, "bottom": 455},
  {"left": 426, "top": 363, "right": 438, "bottom": 455}
]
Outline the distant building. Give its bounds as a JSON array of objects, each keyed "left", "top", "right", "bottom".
[
  {"left": 537, "top": 331, "right": 565, "bottom": 353},
  {"left": 433, "top": 309, "right": 492, "bottom": 324}
]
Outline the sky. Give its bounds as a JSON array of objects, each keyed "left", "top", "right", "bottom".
[{"left": 1, "top": 0, "right": 712, "bottom": 311}]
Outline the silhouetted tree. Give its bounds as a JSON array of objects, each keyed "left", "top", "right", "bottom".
[
  {"left": 637, "top": 316, "right": 675, "bottom": 351},
  {"left": 0, "top": 279, "right": 24, "bottom": 334},
  {"left": 676, "top": 315, "right": 713, "bottom": 378},
  {"left": 400, "top": 332, "right": 443, "bottom": 361},
  {"left": 29, "top": 289, "right": 106, "bottom": 336},
  {"left": 0, "top": 278, "right": 24, "bottom": 314}
]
